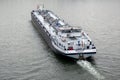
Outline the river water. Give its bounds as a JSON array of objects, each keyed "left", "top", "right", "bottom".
[{"left": 0, "top": 0, "right": 120, "bottom": 80}]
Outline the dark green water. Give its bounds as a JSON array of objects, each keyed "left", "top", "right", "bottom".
[{"left": 0, "top": 0, "right": 120, "bottom": 80}]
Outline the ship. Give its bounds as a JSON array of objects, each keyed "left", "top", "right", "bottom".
[{"left": 31, "top": 7, "right": 96, "bottom": 60}]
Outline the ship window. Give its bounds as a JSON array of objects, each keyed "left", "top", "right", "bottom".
[
  {"left": 72, "top": 29, "right": 81, "bottom": 32},
  {"left": 68, "top": 43, "right": 70, "bottom": 45},
  {"left": 62, "top": 30, "right": 71, "bottom": 33},
  {"left": 59, "top": 43, "right": 61, "bottom": 46},
  {"left": 62, "top": 29, "right": 81, "bottom": 33},
  {"left": 69, "top": 36, "right": 76, "bottom": 40}
]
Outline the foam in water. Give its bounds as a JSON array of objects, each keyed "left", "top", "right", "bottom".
[{"left": 77, "top": 60, "right": 105, "bottom": 80}]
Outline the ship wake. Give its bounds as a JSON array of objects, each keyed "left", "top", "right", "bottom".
[{"left": 77, "top": 60, "right": 105, "bottom": 80}]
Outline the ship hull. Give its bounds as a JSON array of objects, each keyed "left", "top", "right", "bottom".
[{"left": 31, "top": 11, "right": 96, "bottom": 60}]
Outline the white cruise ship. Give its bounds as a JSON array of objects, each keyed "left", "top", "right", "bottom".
[{"left": 31, "top": 7, "right": 96, "bottom": 60}]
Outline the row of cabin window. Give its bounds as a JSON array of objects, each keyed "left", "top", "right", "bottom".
[
  {"left": 32, "top": 13, "right": 53, "bottom": 37},
  {"left": 36, "top": 17, "right": 51, "bottom": 37},
  {"left": 33, "top": 14, "right": 47, "bottom": 33}
]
